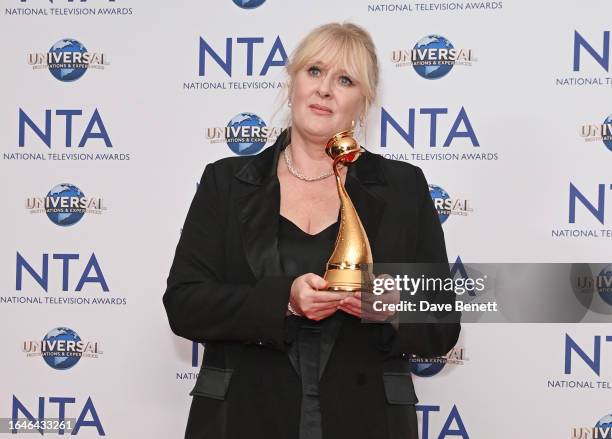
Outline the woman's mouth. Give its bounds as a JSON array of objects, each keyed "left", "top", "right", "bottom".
[{"left": 309, "top": 104, "right": 333, "bottom": 115}]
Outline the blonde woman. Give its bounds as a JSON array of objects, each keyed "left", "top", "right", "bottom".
[{"left": 164, "top": 22, "right": 460, "bottom": 439}]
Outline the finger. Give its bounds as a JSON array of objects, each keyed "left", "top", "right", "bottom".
[
  {"left": 357, "top": 291, "right": 377, "bottom": 304},
  {"left": 339, "top": 300, "right": 361, "bottom": 314},
  {"left": 340, "top": 296, "right": 362, "bottom": 308},
  {"left": 362, "top": 291, "right": 399, "bottom": 308},
  {"left": 338, "top": 305, "right": 361, "bottom": 318},
  {"left": 361, "top": 291, "right": 392, "bottom": 304},
  {"left": 338, "top": 306, "right": 361, "bottom": 318},
  {"left": 347, "top": 291, "right": 375, "bottom": 305},
  {"left": 307, "top": 303, "right": 339, "bottom": 319},
  {"left": 311, "top": 291, "right": 349, "bottom": 303},
  {"left": 305, "top": 273, "right": 328, "bottom": 291},
  {"left": 340, "top": 298, "right": 386, "bottom": 320},
  {"left": 302, "top": 297, "right": 342, "bottom": 313},
  {"left": 310, "top": 301, "right": 342, "bottom": 312}
]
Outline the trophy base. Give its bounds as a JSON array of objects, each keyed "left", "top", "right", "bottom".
[{"left": 323, "top": 266, "right": 373, "bottom": 292}]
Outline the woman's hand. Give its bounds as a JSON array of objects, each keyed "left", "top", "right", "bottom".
[
  {"left": 289, "top": 273, "right": 344, "bottom": 321},
  {"left": 338, "top": 274, "right": 400, "bottom": 323}
]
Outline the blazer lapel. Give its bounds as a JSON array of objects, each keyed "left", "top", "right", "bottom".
[
  {"left": 345, "top": 162, "right": 387, "bottom": 247},
  {"left": 234, "top": 131, "right": 288, "bottom": 279}
]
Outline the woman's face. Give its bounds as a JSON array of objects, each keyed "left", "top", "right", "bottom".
[{"left": 289, "top": 59, "right": 365, "bottom": 143}]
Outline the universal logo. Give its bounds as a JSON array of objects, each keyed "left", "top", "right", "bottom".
[
  {"left": 392, "top": 35, "right": 476, "bottom": 80},
  {"left": 573, "top": 264, "right": 612, "bottom": 307},
  {"left": 25, "top": 183, "right": 106, "bottom": 227},
  {"left": 580, "top": 114, "right": 612, "bottom": 152},
  {"left": 410, "top": 346, "right": 468, "bottom": 377},
  {"left": 429, "top": 184, "right": 474, "bottom": 224},
  {"left": 206, "top": 112, "right": 282, "bottom": 156},
  {"left": 22, "top": 327, "right": 102, "bottom": 370},
  {"left": 570, "top": 413, "right": 612, "bottom": 439},
  {"left": 28, "top": 38, "right": 109, "bottom": 82}
]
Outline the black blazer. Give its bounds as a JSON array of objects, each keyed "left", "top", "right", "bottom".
[{"left": 163, "top": 129, "right": 460, "bottom": 439}]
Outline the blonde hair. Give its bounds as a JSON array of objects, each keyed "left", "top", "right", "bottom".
[{"left": 286, "top": 22, "right": 379, "bottom": 119}]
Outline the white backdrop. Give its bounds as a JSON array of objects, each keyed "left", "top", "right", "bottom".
[{"left": 1, "top": 0, "right": 611, "bottom": 437}]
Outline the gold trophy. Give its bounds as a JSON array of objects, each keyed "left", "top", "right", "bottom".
[{"left": 323, "top": 124, "right": 374, "bottom": 292}]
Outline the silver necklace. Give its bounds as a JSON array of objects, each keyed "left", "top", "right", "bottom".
[{"left": 283, "top": 145, "right": 336, "bottom": 182}]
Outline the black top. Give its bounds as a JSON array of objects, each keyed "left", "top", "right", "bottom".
[
  {"left": 278, "top": 215, "right": 339, "bottom": 439},
  {"left": 278, "top": 215, "right": 339, "bottom": 277}
]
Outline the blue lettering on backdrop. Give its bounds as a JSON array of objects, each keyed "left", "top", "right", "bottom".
[
  {"left": 569, "top": 183, "right": 611, "bottom": 224},
  {"left": 416, "top": 404, "right": 469, "bottom": 439},
  {"left": 16, "top": 252, "right": 109, "bottom": 292},
  {"left": 574, "top": 31, "right": 610, "bottom": 72},
  {"left": 198, "top": 36, "right": 287, "bottom": 77},
  {"left": 380, "top": 107, "right": 479, "bottom": 147},
  {"left": 12, "top": 395, "right": 105, "bottom": 435},
  {"left": 18, "top": 109, "right": 112, "bottom": 148},
  {"left": 565, "top": 334, "right": 612, "bottom": 376}
]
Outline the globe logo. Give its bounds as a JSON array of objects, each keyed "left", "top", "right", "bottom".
[
  {"left": 48, "top": 39, "right": 89, "bottom": 82},
  {"left": 410, "top": 358, "right": 446, "bottom": 377},
  {"left": 597, "top": 264, "right": 612, "bottom": 306},
  {"left": 412, "top": 35, "right": 455, "bottom": 80},
  {"left": 226, "top": 112, "right": 269, "bottom": 155},
  {"left": 602, "top": 114, "right": 612, "bottom": 152},
  {"left": 595, "top": 414, "right": 612, "bottom": 439},
  {"left": 232, "top": 0, "right": 266, "bottom": 9},
  {"left": 42, "top": 327, "right": 82, "bottom": 370},
  {"left": 429, "top": 184, "right": 451, "bottom": 224},
  {"left": 45, "top": 183, "right": 86, "bottom": 227}
]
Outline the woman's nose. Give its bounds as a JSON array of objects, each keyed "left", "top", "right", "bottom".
[{"left": 316, "top": 75, "right": 333, "bottom": 98}]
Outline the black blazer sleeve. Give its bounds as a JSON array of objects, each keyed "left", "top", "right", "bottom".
[
  {"left": 383, "top": 166, "right": 461, "bottom": 358},
  {"left": 163, "top": 163, "right": 296, "bottom": 350}
]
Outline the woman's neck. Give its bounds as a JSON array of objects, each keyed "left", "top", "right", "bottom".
[{"left": 287, "top": 128, "right": 335, "bottom": 175}]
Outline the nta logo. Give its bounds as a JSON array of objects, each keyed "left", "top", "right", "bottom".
[{"left": 199, "top": 36, "right": 286, "bottom": 77}]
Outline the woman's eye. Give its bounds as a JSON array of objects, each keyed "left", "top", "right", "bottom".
[
  {"left": 307, "top": 66, "right": 321, "bottom": 77},
  {"left": 339, "top": 75, "right": 353, "bottom": 86}
]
